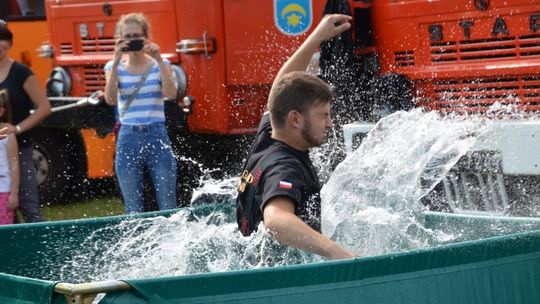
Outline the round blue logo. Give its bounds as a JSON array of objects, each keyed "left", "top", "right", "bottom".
[{"left": 274, "top": 0, "right": 313, "bottom": 36}]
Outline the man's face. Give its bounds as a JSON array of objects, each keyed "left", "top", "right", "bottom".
[{"left": 300, "top": 102, "right": 333, "bottom": 147}]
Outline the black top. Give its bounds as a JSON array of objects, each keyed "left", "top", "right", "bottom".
[
  {"left": 0, "top": 62, "right": 34, "bottom": 147},
  {"left": 236, "top": 113, "right": 321, "bottom": 236}
]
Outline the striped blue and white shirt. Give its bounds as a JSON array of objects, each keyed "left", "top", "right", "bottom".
[
  {"left": 104, "top": 58, "right": 170, "bottom": 125},
  {"left": 0, "top": 136, "right": 12, "bottom": 192}
]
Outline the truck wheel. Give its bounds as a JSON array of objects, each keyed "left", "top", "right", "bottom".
[{"left": 32, "top": 129, "right": 86, "bottom": 204}]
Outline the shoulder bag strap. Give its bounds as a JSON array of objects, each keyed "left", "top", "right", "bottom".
[{"left": 119, "top": 61, "right": 154, "bottom": 118}]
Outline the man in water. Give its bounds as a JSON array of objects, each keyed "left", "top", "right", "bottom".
[{"left": 236, "top": 14, "right": 356, "bottom": 260}]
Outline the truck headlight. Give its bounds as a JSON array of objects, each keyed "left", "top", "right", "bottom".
[
  {"left": 171, "top": 65, "right": 187, "bottom": 99},
  {"left": 46, "top": 67, "right": 72, "bottom": 97},
  {"left": 37, "top": 42, "right": 54, "bottom": 58}
]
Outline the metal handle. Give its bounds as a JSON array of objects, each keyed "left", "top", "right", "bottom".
[
  {"left": 30, "top": 91, "right": 103, "bottom": 114},
  {"left": 203, "top": 31, "right": 209, "bottom": 58}
]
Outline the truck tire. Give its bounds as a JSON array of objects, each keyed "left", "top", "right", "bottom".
[{"left": 31, "top": 129, "right": 86, "bottom": 204}]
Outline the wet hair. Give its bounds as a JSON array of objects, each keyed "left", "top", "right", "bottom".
[
  {"left": 115, "top": 13, "right": 151, "bottom": 39},
  {"left": 268, "top": 71, "right": 333, "bottom": 129},
  {"left": 0, "top": 23, "right": 13, "bottom": 45},
  {"left": 0, "top": 90, "right": 13, "bottom": 124}
]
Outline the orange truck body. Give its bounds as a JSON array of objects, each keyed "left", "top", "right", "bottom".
[
  {"left": 336, "top": 0, "right": 540, "bottom": 215},
  {"left": 5, "top": 19, "right": 51, "bottom": 87},
  {"left": 369, "top": 0, "right": 540, "bottom": 113},
  {"left": 19, "top": 0, "right": 540, "bottom": 209}
]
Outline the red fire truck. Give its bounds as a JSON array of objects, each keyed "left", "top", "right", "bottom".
[
  {"left": 35, "top": 0, "right": 326, "bottom": 204},
  {"left": 332, "top": 0, "right": 540, "bottom": 215},
  {"left": 22, "top": 0, "right": 540, "bottom": 214}
]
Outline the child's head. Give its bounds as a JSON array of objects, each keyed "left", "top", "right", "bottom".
[{"left": 0, "top": 89, "right": 12, "bottom": 124}]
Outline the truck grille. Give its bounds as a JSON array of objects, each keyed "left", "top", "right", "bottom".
[
  {"left": 430, "top": 33, "right": 540, "bottom": 63},
  {"left": 81, "top": 37, "right": 115, "bottom": 54},
  {"left": 83, "top": 66, "right": 105, "bottom": 96},
  {"left": 394, "top": 50, "right": 414, "bottom": 67},
  {"left": 60, "top": 43, "right": 73, "bottom": 55},
  {"left": 429, "top": 75, "right": 540, "bottom": 113}
]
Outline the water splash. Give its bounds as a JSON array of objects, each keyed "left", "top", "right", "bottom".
[
  {"left": 54, "top": 108, "right": 536, "bottom": 283},
  {"left": 321, "top": 109, "right": 489, "bottom": 256},
  {"left": 57, "top": 179, "right": 317, "bottom": 283}
]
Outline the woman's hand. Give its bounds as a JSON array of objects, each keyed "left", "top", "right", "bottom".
[
  {"left": 0, "top": 123, "right": 15, "bottom": 135},
  {"left": 144, "top": 40, "right": 162, "bottom": 62},
  {"left": 0, "top": 127, "right": 6, "bottom": 139},
  {"left": 7, "top": 193, "right": 19, "bottom": 210},
  {"left": 113, "top": 39, "right": 129, "bottom": 62}
]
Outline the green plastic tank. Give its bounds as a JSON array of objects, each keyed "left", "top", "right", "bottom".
[{"left": 0, "top": 204, "right": 538, "bottom": 304}]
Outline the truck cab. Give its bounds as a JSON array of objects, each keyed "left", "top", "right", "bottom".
[{"left": 334, "top": 0, "right": 540, "bottom": 215}]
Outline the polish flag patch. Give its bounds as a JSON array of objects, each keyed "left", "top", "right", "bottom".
[{"left": 278, "top": 181, "right": 292, "bottom": 189}]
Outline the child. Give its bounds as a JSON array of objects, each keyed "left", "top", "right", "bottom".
[{"left": 0, "top": 89, "right": 19, "bottom": 224}]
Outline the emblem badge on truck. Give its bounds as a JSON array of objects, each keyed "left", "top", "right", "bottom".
[
  {"left": 274, "top": 0, "right": 313, "bottom": 36},
  {"left": 474, "top": 0, "right": 489, "bottom": 11}
]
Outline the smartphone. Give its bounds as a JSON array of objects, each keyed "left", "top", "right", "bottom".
[{"left": 122, "top": 39, "right": 144, "bottom": 52}]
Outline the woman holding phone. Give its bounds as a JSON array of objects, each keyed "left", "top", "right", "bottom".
[{"left": 104, "top": 13, "right": 178, "bottom": 214}]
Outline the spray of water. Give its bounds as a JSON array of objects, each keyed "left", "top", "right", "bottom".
[
  {"left": 55, "top": 108, "right": 536, "bottom": 283},
  {"left": 57, "top": 178, "right": 317, "bottom": 283},
  {"left": 320, "top": 109, "right": 489, "bottom": 256}
]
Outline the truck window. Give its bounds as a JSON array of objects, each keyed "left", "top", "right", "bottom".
[{"left": 0, "top": 0, "right": 46, "bottom": 21}]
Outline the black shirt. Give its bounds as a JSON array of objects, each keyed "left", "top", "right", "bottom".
[
  {"left": 0, "top": 62, "right": 35, "bottom": 148},
  {"left": 236, "top": 113, "right": 321, "bottom": 236}
]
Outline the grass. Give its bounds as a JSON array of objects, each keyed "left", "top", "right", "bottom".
[{"left": 41, "top": 196, "right": 124, "bottom": 221}]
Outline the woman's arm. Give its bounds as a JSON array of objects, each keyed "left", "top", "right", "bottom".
[
  {"left": 105, "top": 39, "right": 128, "bottom": 106},
  {"left": 104, "top": 67, "right": 119, "bottom": 106},
  {"left": 5, "top": 75, "right": 51, "bottom": 135},
  {"left": 157, "top": 60, "right": 177, "bottom": 100},
  {"left": 7, "top": 133, "right": 19, "bottom": 210},
  {"left": 22, "top": 75, "right": 51, "bottom": 130},
  {"left": 146, "top": 41, "right": 177, "bottom": 100}
]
